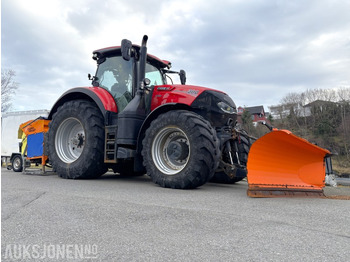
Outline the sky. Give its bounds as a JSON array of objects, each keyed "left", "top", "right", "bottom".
[{"left": 2, "top": 0, "right": 350, "bottom": 112}]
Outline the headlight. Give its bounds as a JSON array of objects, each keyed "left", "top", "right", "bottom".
[{"left": 217, "top": 101, "right": 236, "bottom": 114}]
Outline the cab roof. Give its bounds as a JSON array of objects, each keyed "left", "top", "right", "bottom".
[{"left": 92, "top": 45, "right": 171, "bottom": 69}]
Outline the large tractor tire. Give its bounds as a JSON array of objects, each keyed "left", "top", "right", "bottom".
[
  {"left": 211, "top": 134, "right": 251, "bottom": 184},
  {"left": 48, "top": 100, "right": 107, "bottom": 179},
  {"left": 142, "top": 110, "right": 220, "bottom": 189}
]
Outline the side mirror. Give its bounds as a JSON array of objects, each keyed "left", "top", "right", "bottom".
[
  {"left": 121, "top": 39, "right": 133, "bottom": 61},
  {"left": 88, "top": 73, "right": 99, "bottom": 87},
  {"left": 179, "top": 70, "right": 186, "bottom": 85}
]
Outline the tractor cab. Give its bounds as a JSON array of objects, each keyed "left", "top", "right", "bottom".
[{"left": 92, "top": 44, "right": 169, "bottom": 112}]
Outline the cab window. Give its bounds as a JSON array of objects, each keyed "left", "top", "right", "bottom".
[
  {"left": 145, "top": 63, "right": 164, "bottom": 86},
  {"left": 96, "top": 56, "right": 133, "bottom": 112}
]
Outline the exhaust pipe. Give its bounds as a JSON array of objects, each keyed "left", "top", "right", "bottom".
[{"left": 139, "top": 35, "right": 148, "bottom": 91}]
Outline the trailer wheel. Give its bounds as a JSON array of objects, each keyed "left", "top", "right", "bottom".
[
  {"left": 211, "top": 134, "right": 251, "bottom": 184},
  {"left": 142, "top": 110, "right": 220, "bottom": 189},
  {"left": 11, "top": 155, "right": 23, "bottom": 172},
  {"left": 48, "top": 100, "right": 107, "bottom": 179}
]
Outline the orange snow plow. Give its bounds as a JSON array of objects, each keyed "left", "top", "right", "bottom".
[{"left": 247, "top": 129, "right": 330, "bottom": 198}]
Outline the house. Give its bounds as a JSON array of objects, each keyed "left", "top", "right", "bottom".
[
  {"left": 269, "top": 100, "right": 337, "bottom": 120},
  {"left": 269, "top": 104, "right": 290, "bottom": 120},
  {"left": 303, "top": 100, "right": 337, "bottom": 115},
  {"left": 269, "top": 102, "right": 309, "bottom": 119},
  {"left": 237, "top": 105, "right": 267, "bottom": 124}
]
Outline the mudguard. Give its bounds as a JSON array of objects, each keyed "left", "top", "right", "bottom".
[{"left": 48, "top": 87, "right": 117, "bottom": 121}]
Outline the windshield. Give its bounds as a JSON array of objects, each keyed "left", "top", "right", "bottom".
[
  {"left": 95, "top": 56, "right": 133, "bottom": 112},
  {"left": 145, "top": 63, "right": 165, "bottom": 86}
]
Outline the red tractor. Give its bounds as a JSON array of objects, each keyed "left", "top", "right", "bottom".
[{"left": 47, "top": 35, "right": 249, "bottom": 189}]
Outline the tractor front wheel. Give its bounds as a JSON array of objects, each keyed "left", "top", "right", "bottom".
[
  {"left": 48, "top": 100, "right": 107, "bottom": 179},
  {"left": 142, "top": 110, "right": 220, "bottom": 189}
]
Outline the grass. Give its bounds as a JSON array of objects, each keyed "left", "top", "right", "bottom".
[{"left": 332, "top": 155, "right": 350, "bottom": 176}]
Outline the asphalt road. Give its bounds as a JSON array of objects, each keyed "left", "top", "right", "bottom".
[{"left": 1, "top": 168, "right": 350, "bottom": 262}]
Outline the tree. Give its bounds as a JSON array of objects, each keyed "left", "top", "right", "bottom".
[
  {"left": 311, "top": 101, "right": 341, "bottom": 138},
  {"left": 1, "top": 69, "right": 19, "bottom": 112},
  {"left": 280, "top": 92, "right": 306, "bottom": 135},
  {"left": 337, "top": 88, "right": 350, "bottom": 160},
  {"left": 241, "top": 108, "right": 254, "bottom": 135},
  {"left": 267, "top": 113, "right": 274, "bottom": 125}
]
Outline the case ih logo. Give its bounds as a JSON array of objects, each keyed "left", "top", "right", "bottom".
[
  {"left": 173, "top": 89, "right": 199, "bottom": 97},
  {"left": 187, "top": 89, "right": 199, "bottom": 96},
  {"left": 157, "top": 86, "right": 175, "bottom": 91}
]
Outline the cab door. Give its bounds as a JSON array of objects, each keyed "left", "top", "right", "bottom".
[{"left": 95, "top": 55, "right": 134, "bottom": 112}]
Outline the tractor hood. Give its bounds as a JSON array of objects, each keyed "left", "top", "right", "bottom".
[
  {"left": 151, "top": 84, "right": 237, "bottom": 127},
  {"left": 191, "top": 88, "right": 237, "bottom": 127}
]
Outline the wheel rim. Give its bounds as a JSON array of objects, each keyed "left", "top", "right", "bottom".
[
  {"left": 55, "top": 117, "right": 85, "bottom": 163},
  {"left": 152, "top": 126, "right": 190, "bottom": 175},
  {"left": 13, "top": 157, "right": 21, "bottom": 169}
]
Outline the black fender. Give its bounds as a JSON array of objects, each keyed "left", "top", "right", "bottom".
[{"left": 48, "top": 87, "right": 118, "bottom": 125}]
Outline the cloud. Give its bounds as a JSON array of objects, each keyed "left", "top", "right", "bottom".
[
  {"left": 156, "top": 0, "right": 350, "bottom": 106},
  {"left": 2, "top": 0, "right": 350, "bottom": 112}
]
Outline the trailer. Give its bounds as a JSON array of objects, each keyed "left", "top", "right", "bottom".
[{"left": 1, "top": 110, "right": 49, "bottom": 171}]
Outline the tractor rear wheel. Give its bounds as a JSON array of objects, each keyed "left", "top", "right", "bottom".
[
  {"left": 48, "top": 100, "right": 107, "bottom": 179},
  {"left": 142, "top": 110, "right": 220, "bottom": 189}
]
